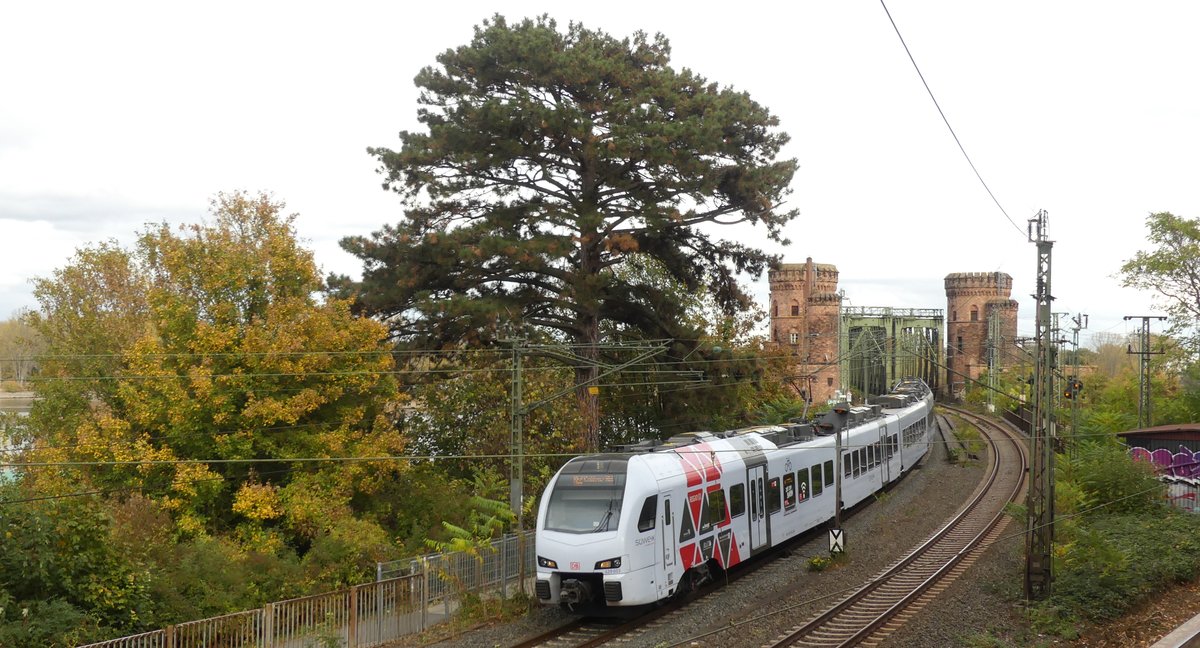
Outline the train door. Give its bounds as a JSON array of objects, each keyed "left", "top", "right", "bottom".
[
  {"left": 662, "top": 495, "right": 676, "bottom": 571},
  {"left": 747, "top": 464, "right": 768, "bottom": 553},
  {"left": 879, "top": 428, "right": 891, "bottom": 483}
]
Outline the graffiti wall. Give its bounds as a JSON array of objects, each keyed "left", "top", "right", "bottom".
[
  {"left": 1129, "top": 445, "right": 1200, "bottom": 513},
  {"left": 1129, "top": 445, "right": 1200, "bottom": 478}
]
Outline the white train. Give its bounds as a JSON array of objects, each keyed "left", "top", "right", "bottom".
[{"left": 534, "top": 379, "right": 934, "bottom": 609}]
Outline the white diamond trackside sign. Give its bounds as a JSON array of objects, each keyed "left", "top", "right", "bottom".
[{"left": 829, "top": 528, "right": 845, "bottom": 555}]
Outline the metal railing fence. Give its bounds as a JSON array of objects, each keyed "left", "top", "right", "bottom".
[
  {"left": 1164, "top": 477, "right": 1200, "bottom": 513},
  {"left": 80, "top": 532, "right": 534, "bottom": 648}
]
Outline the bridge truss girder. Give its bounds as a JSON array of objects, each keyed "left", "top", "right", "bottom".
[{"left": 840, "top": 307, "right": 944, "bottom": 400}]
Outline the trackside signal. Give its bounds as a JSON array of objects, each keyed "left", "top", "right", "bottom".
[{"left": 1063, "top": 378, "right": 1083, "bottom": 400}]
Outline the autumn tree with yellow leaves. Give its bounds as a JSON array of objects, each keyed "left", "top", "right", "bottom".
[{"left": 24, "top": 191, "right": 406, "bottom": 557}]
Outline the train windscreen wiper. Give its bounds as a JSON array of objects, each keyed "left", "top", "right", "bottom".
[{"left": 593, "top": 500, "right": 616, "bottom": 532}]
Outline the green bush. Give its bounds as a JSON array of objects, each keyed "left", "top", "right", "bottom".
[
  {"left": 148, "top": 536, "right": 307, "bottom": 622},
  {"left": 1065, "top": 443, "right": 1164, "bottom": 515},
  {"left": 0, "top": 592, "right": 104, "bottom": 648},
  {"left": 0, "top": 487, "right": 153, "bottom": 644},
  {"left": 1034, "top": 438, "right": 1189, "bottom": 635},
  {"left": 1042, "top": 511, "right": 1200, "bottom": 625}
]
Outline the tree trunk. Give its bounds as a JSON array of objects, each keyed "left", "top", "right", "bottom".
[
  {"left": 576, "top": 139, "right": 604, "bottom": 453},
  {"left": 575, "top": 314, "right": 601, "bottom": 453}
]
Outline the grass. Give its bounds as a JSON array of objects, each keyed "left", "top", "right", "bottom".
[{"left": 946, "top": 414, "right": 987, "bottom": 462}]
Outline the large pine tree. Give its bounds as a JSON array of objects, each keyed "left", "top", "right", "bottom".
[{"left": 340, "top": 15, "right": 797, "bottom": 451}]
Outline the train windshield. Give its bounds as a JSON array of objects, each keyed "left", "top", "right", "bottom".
[{"left": 545, "top": 456, "right": 628, "bottom": 534}]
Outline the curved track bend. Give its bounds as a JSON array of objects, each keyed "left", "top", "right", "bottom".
[{"left": 761, "top": 407, "right": 1027, "bottom": 648}]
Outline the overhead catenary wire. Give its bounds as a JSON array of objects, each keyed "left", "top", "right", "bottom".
[
  {"left": 0, "top": 338, "right": 688, "bottom": 363},
  {"left": 879, "top": 0, "right": 1024, "bottom": 238},
  {"left": 0, "top": 466, "right": 301, "bottom": 506},
  {"left": 6, "top": 431, "right": 1151, "bottom": 468},
  {"left": 2, "top": 334, "right": 1147, "bottom": 464},
  {"left": 661, "top": 476, "right": 1171, "bottom": 648},
  {"left": 0, "top": 420, "right": 340, "bottom": 457}
]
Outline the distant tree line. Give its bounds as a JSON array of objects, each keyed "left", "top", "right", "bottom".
[
  {"left": 0, "top": 317, "right": 42, "bottom": 389},
  {"left": 0, "top": 16, "right": 803, "bottom": 645}
]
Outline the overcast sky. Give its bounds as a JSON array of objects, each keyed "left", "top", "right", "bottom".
[{"left": 3, "top": 1, "right": 1196, "bottom": 348}]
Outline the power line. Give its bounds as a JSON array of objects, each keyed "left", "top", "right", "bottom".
[
  {"left": 9, "top": 432, "right": 1147, "bottom": 469},
  {"left": 0, "top": 466, "right": 300, "bottom": 506},
  {"left": 0, "top": 339, "right": 690, "bottom": 363},
  {"left": 879, "top": 0, "right": 1023, "bottom": 238},
  {"left": 9, "top": 349, "right": 828, "bottom": 382},
  {"left": 662, "top": 476, "right": 1167, "bottom": 648},
  {"left": 0, "top": 421, "right": 336, "bottom": 457}
]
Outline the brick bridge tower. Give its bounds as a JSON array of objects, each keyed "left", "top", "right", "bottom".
[
  {"left": 944, "top": 272, "right": 1019, "bottom": 396},
  {"left": 768, "top": 258, "right": 841, "bottom": 405}
]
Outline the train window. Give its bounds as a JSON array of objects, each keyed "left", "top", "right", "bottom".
[
  {"left": 730, "top": 483, "right": 746, "bottom": 518},
  {"left": 857, "top": 448, "right": 867, "bottom": 475},
  {"left": 758, "top": 477, "right": 765, "bottom": 518},
  {"left": 843, "top": 453, "right": 852, "bottom": 478},
  {"left": 679, "top": 498, "right": 696, "bottom": 543},
  {"left": 824, "top": 460, "right": 834, "bottom": 487},
  {"left": 544, "top": 462, "right": 627, "bottom": 534},
  {"left": 637, "top": 495, "right": 657, "bottom": 533},
  {"left": 701, "top": 489, "right": 726, "bottom": 532},
  {"left": 750, "top": 479, "right": 757, "bottom": 518},
  {"left": 866, "top": 444, "right": 874, "bottom": 469},
  {"left": 699, "top": 493, "right": 712, "bottom": 534},
  {"left": 812, "top": 464, "right": 823, "bottom": 496},
  {"left": 871, "top": 444, "right": 879, "bottom": 467},
  {"left": 767, "top": 477, "right": 781, "bottom": 514},
  {"left": 797, "top": 468, "right": 809, "bottom": 502},
  {"left": 851, "top": 451, "right": 859, "bottom": 477},
  {"left": 783, "top": 473, "right": 796, "bottom": 510}
]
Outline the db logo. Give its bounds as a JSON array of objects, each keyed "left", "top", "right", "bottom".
[{"left": 570, "top": 562, "right": 581, "bottom": 570}]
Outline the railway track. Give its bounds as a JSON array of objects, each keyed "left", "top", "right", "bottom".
[
  {"left": 511, "top": 498, "right": 856, "bottom": 648},
  {"left": 513, "top": 407, "right": 1019, "bottom": 648},
  {"left": 510, "top": 617, "right": 625, "bottom": 648},
  {"left": 511, "top": 556, "right": 759, "bottom": 647},
  {"left": 760, "top": 407, "right": 1027, "bottom": 648}
]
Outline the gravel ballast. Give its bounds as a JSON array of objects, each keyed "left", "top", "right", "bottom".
[{"left": 401, "top": 418, "right": 1040, "bottom": 648}]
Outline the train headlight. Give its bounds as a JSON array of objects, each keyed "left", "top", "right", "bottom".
[
  {"left": 594, "top": 557, "right": 622, "bottom": 570},
  {"left": 537, "top": 556, "right": 558, "bottom": 569}
]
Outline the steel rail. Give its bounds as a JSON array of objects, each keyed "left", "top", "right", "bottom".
[{"left": 764, "top": 408, "right": 1027, "bottom": 647}]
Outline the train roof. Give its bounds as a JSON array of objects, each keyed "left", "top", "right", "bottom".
[{"left": 611, "top": 378, "right": 931, "bottom": 457}]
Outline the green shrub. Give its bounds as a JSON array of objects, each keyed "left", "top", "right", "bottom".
[
  {"left": 807, "top": 552, "right": 847, "bottom": 572},
  {"left": 1035, "top": 441, "right": 1194, "bottom": 636},
  {"left": 0, "top": 592, "right": 105, "bottom": 648},
  {"left": 1065, "top": 443, "right": 1164, "bottom": 515},
  {"left": 1043, "top": 511, "right": 1200, "bottom": 624}
]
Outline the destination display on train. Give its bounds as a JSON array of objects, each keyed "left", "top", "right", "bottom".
[{"left": 570, "top": 474, "right": 617, "bottom": 486}]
